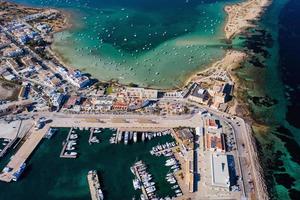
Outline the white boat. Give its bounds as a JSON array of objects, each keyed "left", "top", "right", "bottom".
[
  {"left": 165, "top": 161, "right": 176, "bottom": 166},
  {"left": 130, "top": 166, "right": 135, "bottom": 174},
  {"left": 124, "top": 132, "right": 129, "bottom": 145},
  {"left": 129, "top": 132, "right": 133, "bottom": 141},
  {"left": 175, "top": 189, "right": 181, "bottom": 193},
  {"left": 173, "top": 168, "right": 179, "bottom": 173},
  {"left": 90, "top": 136, "right": 100, "bottom": 143},
  {"left": 141, "top": 133, "right": 145, "bottom": 142},
  {"left": 176, "top": 192, "right": 183, "bottom": 197},
  {"left": 145, "top": 186, "right": 156, "bottom": 193},
  {"left": 94, "top": 128, "right": 102, "bottom": 133},
  {"left": 133, "top": 132, "right": 137, "bottom": 143},
  {"left": 118, "top": 132, "right": 123, "bottom": 142},
  {"left": 140, "top": 194, "right": 146, "bottom": 200},
  {"left": 66, "top": 146, "right": 75, "bottom": 151},
  {"left": 171, "top": 185, "right": 179, "bottom": 189},
  {"left": 132, "top": 178, "right": 141, "bottom": 190},
  {"left": 144, "top": 181, "right": 155, "bottom": 187},
  {"left": 171, "top": 165, "right": 179, "bottom": 170},
  {"left": 70, "top": 134, "right": 78, "bottom": 140},
  {"left": 70, "top": 152, "right": 77, "bottom": 156},
  {"left": 98, "top": 189, "right": 104, "bottom": 200},
  {"left": 109, "top": 137, "right": 116, "bottom": 144}
]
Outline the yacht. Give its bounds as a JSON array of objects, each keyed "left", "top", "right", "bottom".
[
  {"left": 132, "top": 178, "right": 141, "bottom": 190},
  {"left": 98, "top": 189, "right": 104, "bottom": 200},
  {"left": 90, "top": 136, "right": 100, "bottom": 143},
  {"left": 145, "top": 186, "right": 156, "bottom": 193},
  {"left": 133, "top": 132, "right": 137, "bottom": 143},
  {"left": 124, "top": 132, "right": 129, "bottom": 145},
  {"left": 70, "top": 134, "right": 78, "bottom": 140},
  {"left": 171, "top": 185, "right": 179, "bottom": 189},
  {"left": 141, "top": 133, "right": 145, "bottom": 142},
  {"left": 70, "top": 152, "right": 77, "bottom": 156}
]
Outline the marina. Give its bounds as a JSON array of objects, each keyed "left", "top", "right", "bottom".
[
  {"left": 0, "top": 128, "right": 177, "bottom": 199},
  {"left": 111, "top": 129, "right": 172, "bottom": 145},
  {"left": 131, "top": 160, "right": 157, "bottom": 200},
  {"left": 0, "top": 124, "right": 48, "bottom": 182}
]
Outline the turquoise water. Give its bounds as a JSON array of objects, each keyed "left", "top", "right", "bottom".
[
  {"left": 231, "top": 0, "right": 300, "bottom": 199},
  {"left": 11, "top": 0, "right": 238, "bottom": 88},
  {"left": 0, "top": 128, "right": 176, "bottom": 199}
]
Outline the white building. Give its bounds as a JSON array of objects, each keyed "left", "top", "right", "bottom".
[
  {"left": 126, "top": 87, "right": 158, "bottom": 100},
  {"left": 211, "top": 153, "right": 230, "bottom": 190},
  {"left": 188, "top": 84, "right": 209, "bottom": 104},
  {"left": 51, "top": 93, "right": 64, "bottom": 107}
]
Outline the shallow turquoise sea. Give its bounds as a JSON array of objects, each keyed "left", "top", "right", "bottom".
[{"left": 11, "top": 0, "right": 239, "bottom": 88}]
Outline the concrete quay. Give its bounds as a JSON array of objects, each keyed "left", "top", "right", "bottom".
[
  {"left": 0, "top": 123, "right": 48, "bottom": 182},
  {"left": 48, "top": 113, "right": 203, "bottom": 129}
]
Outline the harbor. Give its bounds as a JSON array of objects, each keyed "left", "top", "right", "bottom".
[
  {"left": 0, "top": 123, "right": 48, "bottom": 182},
  {"left": 0, "top": 128, "right": 177, "bottom": 199}
]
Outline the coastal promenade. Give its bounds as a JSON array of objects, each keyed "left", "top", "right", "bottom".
[{"left": 0, "top": 123, "right": 48, "bottom": 182}]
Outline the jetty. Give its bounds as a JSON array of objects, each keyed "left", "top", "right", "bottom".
[
  {"left": 0, "top": 124, "right": 48, "bottom": 182},
  {"left": 87, "top": 170, "right": 104, "bottom": 200},
  {"left": 132, "top": 164, "right": 150, "bottom": 200},
  {"left": 60, "top": 128, "right": 77, "bottom": 159},
  {"left": 88, "top": 128, "right": 100, "bottom": 145},
  {"left": 88, "top": 128, "right": 94, "bottom": 144}
]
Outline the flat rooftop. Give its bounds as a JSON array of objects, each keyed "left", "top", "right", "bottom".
[{"left": 211, "top": 153, "right": 230, "bottom": 188}]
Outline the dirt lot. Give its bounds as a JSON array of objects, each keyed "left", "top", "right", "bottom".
[{"left": 0, "top": 80, "right": 20, "bottom": 101}]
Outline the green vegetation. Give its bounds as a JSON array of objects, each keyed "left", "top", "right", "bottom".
[{"left": 105, "top": 86, "right": 113, "bottom": 95}]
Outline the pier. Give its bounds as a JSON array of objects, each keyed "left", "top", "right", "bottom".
[
  {"left": 88, "top": 128, "right": 94, "bottom": 145},
  {"left": 0, "top": 124, "right": 48, "bottom": 182},
  {"left": 132, "top": 164, "right": 150, "bottom": 200},
  {"left": 87, "top": 170, "right": 104, "bottom": 200},
  {"left": 59, "top": 128, "right": 77, "bottom": 159}
]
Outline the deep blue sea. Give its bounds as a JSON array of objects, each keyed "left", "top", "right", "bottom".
[{"left": 232, "top": 0, "right": 300, "bottom": 199}]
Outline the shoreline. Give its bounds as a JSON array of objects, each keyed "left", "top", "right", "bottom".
[
  {"left": 2, "top": 0, "right": 272, "bottom": 199},
  {"left": 224, "top": 0, "right": 272, "bottom": 40}
]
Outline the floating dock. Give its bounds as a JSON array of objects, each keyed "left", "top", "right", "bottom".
[{"left": 59, "top": 128, "right": 77, "bottom": 159}]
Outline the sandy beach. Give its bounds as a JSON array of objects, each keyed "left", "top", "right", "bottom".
[
  {"left": 186, "top": 50, "right": 247, "bottom": 84},
  {"left": 224, "top": 0, "right": 272, "bottom": 40}
]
